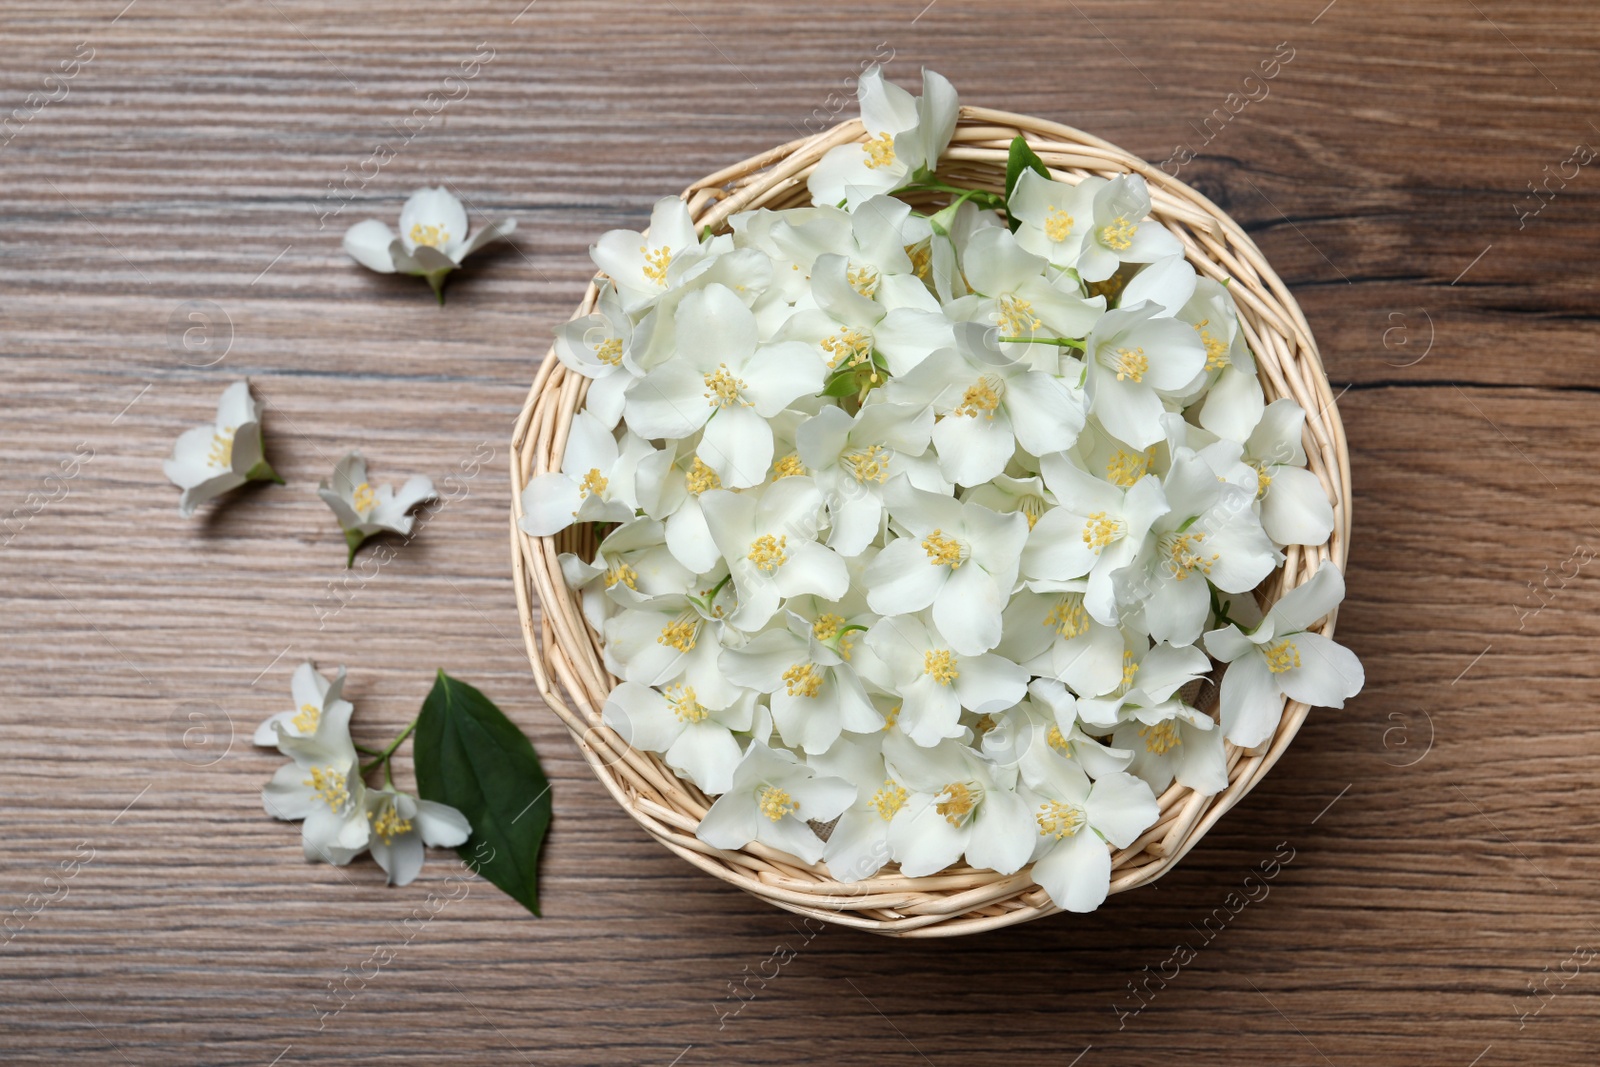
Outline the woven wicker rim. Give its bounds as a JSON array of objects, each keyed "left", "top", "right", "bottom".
[{"left": 510, "top": 106, "right": 1351, "bottom": 938}]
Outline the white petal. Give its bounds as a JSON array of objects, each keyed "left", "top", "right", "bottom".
[
  {"left": 343, "top": 219, "right": 398, "bottom": 272},
  {"left": 1032, "top": 826, "right": 1111, "bottom": 913},
  {"left": 1219, "top": 652, "right": 1285, "bottom": 747},
  {"left": 699, "top": 405, "right": 774, "bottom": 490},
  {"left": 518, "top": 473, "right": 584, "bottom": 537},
  {"left": 1278, "top": 631, "right": 1364, "bottom": 708},
  {"left": 398, "top": 187, "right": 468, "bottom": 255},
  {"left": 1261, "top": 466, "right": 1336, "bottom": 547},
  {"left": 863, "top": 537, "right": 946, "bottom": 616},
  {"left": 932, "top": 562, "right": 1007, "bottom": 656}
]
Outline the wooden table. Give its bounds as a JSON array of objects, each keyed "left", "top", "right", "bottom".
[{"left": 3, "top": 1, "right": 1597, "bottom": 1063}]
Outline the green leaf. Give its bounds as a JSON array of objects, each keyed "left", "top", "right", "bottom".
[
  {"left": 414, "top": 670, "right": 552, "bottom": 917},
  {"left": 1003, "top": 136, "right": 1050, "bottom": 232}
]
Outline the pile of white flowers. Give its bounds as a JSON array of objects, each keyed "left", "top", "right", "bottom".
[{"left": 521, "top": 68, "right": 1363, "bottom": 913}]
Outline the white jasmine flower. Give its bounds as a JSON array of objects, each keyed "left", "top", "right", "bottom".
[
  {"left": 559, "top": 517, "right": 698, "bottom": 632},
  {"left": 1075, "top": 638, "right": 1214, "bottom": 726},
  {"left": 807, "top": 67, "right": 958, "bottom": 209},
  {"left": 1204, "top": 563, "right": 1363, "bottom": 747},
  {"left": 591, "top": 196, "right": 723, "bottom": 312},
  {"left": 1208, "top": 398, "right": 1337, "bottom": 548},
  {"left": 552, "top": 283, "right": 637, "bottom": 429},
  {"left": 1022, "top": 679, "right": 1136, "bottom": 779},
  {"left": 864, "top": 612, "right": 1028, "bottom": 747},
  {"left": 881, "top": 732, "right": 1033, "bottom": 877},
  {"left": 720, "top": 626, "right": 880, "bottom": 754},
  {"left": 519, "top": 410, "right": 655, "bottom": 537},
  {"left": 1110, "top": 699, "right": 1229, "bottom": 796},
  {"left": 1024, "top": 452, "right": 1169, "bottom": 627},
  {"left": 343, "top": 186, "right": 515, "bottom": 303},
  {"left": 1082, "top": 301, "right": 1206, "bottom": 449},
  {"left": 163, "top": 380, "right": 281, "bottom": 518},
  {"left": 601, "top": 589, "right": 746, "bottom": 712},
  {"left": 696, "top": 743, "right": 856, "bottom": 864},
  {"left": 1018, "top": 749, "right": 1159, "bottom": 913},
  {"left": 808, "top": 737, "right": 901, "bottom": 882},
  {"left": 1009, "top": 169, "right": 1104, "bottom": 270},
  {"left": 783, "top": 250, "right": 952, "bottom": 380},
  {"left": 260, "top": 686, "right": 369, "bottom": 866},
  {"left": 947, "top": 227, "right": 1105, "bottom": 346},
  {"left": 1075, "top": 174, "right": 1184, "bottom": 283},
  {"left": 864, "top": 479, "right": 1030, "bottom": 655},
  {"left": 999, "top": 584, "right": 1128, "bottom": 702},
  {"left": 624, "top": 283, "right": 824, "bottom": 488},
  {"left": 603, "top": 681, "right": 756, "bottom": 795},
  {"left": 795, "top": 401, "right": 943, "bottom": 556},
  {"left": 363, "top": 787, "right": 471, "bottom": 887},
  {"left": 699, "top": 477, "right": 849, "bottom": 632},
  {"left": 318, "top": 451, "right": 438, "bottom": 566},
  {"left": 253, "top": 661, "right": 352, "bottom": 748}
]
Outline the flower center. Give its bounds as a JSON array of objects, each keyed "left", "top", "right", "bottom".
[
  {"left": 291, "top": 703, "right": 320, "bottom": 733},
  {"left": 665, "top": 683, "right": 708, "bottom": 723},
  {"left": 812, "top": 613, "right": 846, "bottom": 641},
  {"left": 1139, "top": 720, "right": 1181, "bottom": 755},
  {"left": 954, "top": 375, "right": 1004, "bottom": 419},
  {"left": 882, "top": 705, "right": 900, "bottom": 730},
  {"left": 1105, "top": 448, "right": 1152, "bottom": 488},
  {"left": 1193, "top": 319, "right": 1229, "bottom": 370},
  {"left": 368, "top": 801, "right": 414, "bottom": 845},
  {"left": 1043, "top": 594, "right": 1090, "bottom": 638},
  {"left": 578, "top": 468, "right": 608, "bottom": 499},
  {"left": 604, "top": 561, "right": 637, "bottom": 590},
  {"left": 1018, "top": 494, "right": 1047, "bottom": 530},
  {"left": 871, "top": 780, "right": 908, "bottom": 821},
  {"left": 352, "top": 481, "right": 377, "bottom": 514},
  {"left": 1046, "top": 724, "right": 1070, "bottom": 752},
  {"left": 747, "top": 533, "right": 789, "bottom": 574},
  {"left": 1162, "top": 531, "right": 1217, "bottom": 579},
  {"left": 758, "top": 785, "right": 798, "bottom": 821},
  {"left": 821, "top": 328, "right": 873, "bottom": 370},
  {"left": 1081, "top": 511, "right": 1124, "bottom": 552},
  {"left": 410, "top": 223, "right": 449, "bottom": 248},
  {"left": 921, "top": 529, "right": 967, "bottom": 568},
  {"left": 1265, "top": 639, "right": 1300, "bottom": 674},
  {"left": 685, "top": 456, "right": 721, "bottom": 495},
  {"left": 207, "top": 428, "right": 235, "bottom": 469},
  {"left": 1119, "top": 650, "right": 1140, "bottom": 693},
  {"left": 862, "top": 131, "right": 896, "bottom": 169},
  {"left": 923, "top": 649, "right": 960, "bottom": 685},
  {"left": 1100, "top": 215, "right": 1138, "bottom": 252},
  {"left": 771, "top": 453, "right": 806, "bottom": 479},
  {"left": 1250, "top": 461, "right": 1273, "bottom": 500},
  {"left": 935, "top": 782, "right": 979, "bottom": 827},
  {"left": 996, "top": 294, "right": 1042, "bottom": 335},
  {"left": 1045, "top": 207, "right": 1074, "bottom": 243},
  {"left": 703, "top": 363, "right": 751, "bottom": 408},
  {"left": 303, "top": 765, "right": 351, "bottom": 814},
  {"left": 906, "top": 241, "right": 933, "bottom": 280},
  {"left": 782, "top": 662, "right": 824, "bottom": 698},
  {"left": 1110, "top": 346, "right": 1148, "bottom": 383},
  {"left": 848, "top": 264, "right": 881, "bottom": 297},
  {"left": 844, "top": 444, "right": 891, "bottom": 484},
  {"left": 657, "top": 611, "right": 700, "bottom": 652},
  {"left": 973, "top": 714, "right": 997, "bottom": 735},
  {"left": 594, "top": 338, "right": 624, "bottom": 366},
  {"left": 1036, "top": 800, "right": 1086, "bottom": 839},
  {"left": 640, "top": 244, "right": 672, "bottom": 286}
]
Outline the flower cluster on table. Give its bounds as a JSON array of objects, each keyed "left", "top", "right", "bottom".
[{"left": 520, "top": 67, "right": 1363, "bottom": 913}]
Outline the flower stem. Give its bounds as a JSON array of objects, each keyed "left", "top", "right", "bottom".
[
  {"left": 998, "top": 336, "right": 1086, "bottom": 350},
  {"left": 359, "top": 717, "right": 418, "bottom": 777}
]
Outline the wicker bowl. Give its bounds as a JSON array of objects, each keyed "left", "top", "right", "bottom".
[{"left": 510, "top": 106, "right": 1351, "bottom": 937}]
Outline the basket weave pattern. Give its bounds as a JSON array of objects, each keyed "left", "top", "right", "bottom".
[{"left": 510, "top": 107, "right": 1351, "bottom": 937}]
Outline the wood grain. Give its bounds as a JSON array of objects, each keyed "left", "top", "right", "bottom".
[{"left": 2, "top": 1, "right": 1598, "bottom": 1063}]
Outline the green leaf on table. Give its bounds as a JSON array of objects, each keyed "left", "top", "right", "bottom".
[
  {"left": 414, "top": 670, "right": 551, "bottom": 917},
  {"left": 1004, "top": 136, "right": 1051, "bottom": 232}
]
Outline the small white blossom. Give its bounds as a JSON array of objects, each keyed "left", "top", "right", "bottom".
[
  {"left": 343, "top": 186, "right": 515, "bottom": 303},
  {"left": 163, "top": 380, "right": 281, "bottom": 518}
]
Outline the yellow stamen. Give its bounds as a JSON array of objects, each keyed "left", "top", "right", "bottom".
[
  {"left": 604, "top": 561, "right": 637, "bottom": 590},
  {"left": 906, "top": 241, "right": 933, "bottom": 280},
  {"left": 848, "top": 264, "right": 881, "bottom": 297},
  {"left": 1100, "top": 215, "right": 1137, "bottom": 252},
  {"left": 758, "top": 785, "right": 798, "bottom": 821},
  {"left": 1082, "top": 512, "right": 1123, "bottom": 552},
  {"left": 820, "top": 328, "right": 873, "bottom": 370},
  {"left": 1120, "top": 650, "right": 1140, "bottom": 692},
  {"left": 1139, "top": 719, "right": 1181, "bottom": 755},
  {"left": 1046, "top": 724, "right": 1070, "bottom": 752},
  {"left": 594, "top": 338, "right": 623, "bottom": 366},
  {"left": 1164, "top": 531, "right": 1217, "bottom": 579},
  {"left": 782, "top": 662, "right": 824, "bottom": 698},
  {"left": 812, "top": 613, "right": 846, "bottom": 641},
  {"left": 1036, "top": 800, "right": 1086, "bottom": 839},
  {"left": 657, "top": 613, "right": 699, "bottom": 652},
  {"left": 1043, "top": 594, "right": 1090, "bottom": 638},
  {"left": 640, "top": 244, "right": 672, "bottom": 285},
  {"left": 924, "top": 649, "right": 959, "bottom": 685},
  {"left": 665, "top": 684, "right": 708, "bottom": 723},
  {"left": 410, "top": 223, "right": 449, "bottom": 248},
  {"left": 206, "top": 427, "right": 235, "bottom": 469},
  {"left": 747, "top": 534, "right": 788, "bottom": 574},
  {"left": 996, "top": 294, "right": 1042, "bottom": 335},
  {"left": 1045, "top": 207, "right": 1075, "bottom": 243},
  {"left": 936, "top": 782, "right": 977, "bottom": 826},
  {"left": 921, "top": 529, "right": 965, "bottom": 568},
  {"left": 303, "top": 765, "right": 351, "bottom": 813},
  {"left": 703, "top": 363, "right": 751, "bottom": 408},
  {"left": 685, "top": 457, "right": 721, "bottom": 495},
  {"left": 771, "top": 453, "right": 806, "bottom": 480},
  {"left": 578, "top": 468, "right": 608, "bottom": 499},
  {"left": 862, "top": 131, "right": 896, "bottom": 169},
  {"left": 954, "top": 376, "right": 1003, "bottom": 419},
  {"left": 871, "top": 780, "right": 908, "bottom": 821},
  {"left": 844, "top": 444, "right": 891, "bottom": 484},
  {"left": 882, "top": 704, "right": 901, "bottom": 730},
  {"left": 1251, "top": 461, "right": 1273, "bottom": 500},
  {"left": 291, "top": 703, "right": 320, "bottom": 733},
  {"left": 1112, "top": 346, "right": 1149, "bottom": 383},
  {"left": 1018, "top": 494, "right": 1047, "bottom": 530},
  {"left": 1106, "top": 449, "right": 1152, "bottom": 488},
  {"left": 1193, "top": 319, "right": 1229, "bottom": 371},
  {"left": 973, "top": 714, "right": 997, "bottom": 736},
  {"left": 368, "top": 802, "right": 414, "bottom": 845},
  {"left": 1265, "top": 639, "right": 1300, "bottom": 674}
]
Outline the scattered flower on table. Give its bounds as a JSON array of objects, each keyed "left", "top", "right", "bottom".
[
  {"left": 343, "top": 186, "right": 515, "bottom": 304},
  {"left": 519, "top": 66, "right": 1363, "bottom": 914},
  {"left": 318, "top": 450, "right": 438, "bottom": 566},
  {"left": 162, "top": 380, "right": 282, "bottom": 517}
]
